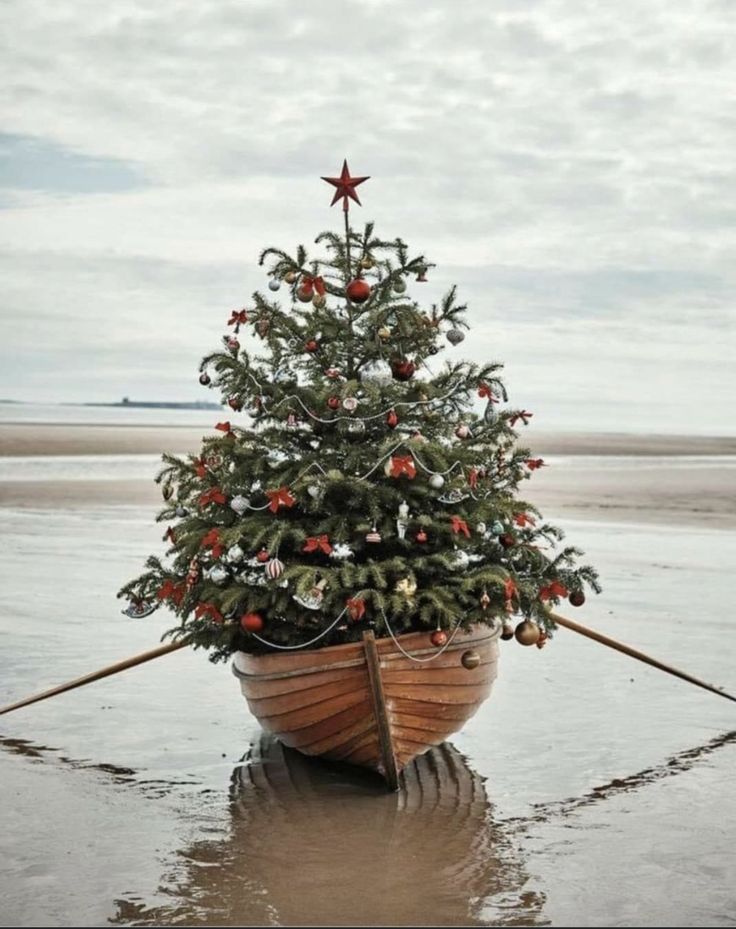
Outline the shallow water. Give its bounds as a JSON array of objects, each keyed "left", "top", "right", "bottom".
[{"left": 1, "top": 507, "right": 734, "bottom": 926}]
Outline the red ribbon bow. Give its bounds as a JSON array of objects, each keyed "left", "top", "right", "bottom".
[
  {"left": 509, "top": 410, "right": 533, "bottom": 427},
  {"left": 192, "top": 457, "right": 208, "bottom": 479},
  {"left": 539, "top": 580, "right": 568, "bottom": 601},
  {"left": 526, "top": 458, "right": 545, "bottom": 470},
  {"left": 200, "top": 528, "right": 223, "bottom": 559},
  {"left": 215, "top": 421, "right": 235, "bottom": 438},
  {"left": 478, "top": 383, "right": 498, "bottom": 401},
  {"left": 514, "top": 513, "right": 536, "bottom": 528},
  {"left": 194, "top": 602, "right": 224, "bottom": 624},
  {"left": 163, "top": 526, "right": 176, "bottom": 544},
  {"left": 199, "top": 487, "right": 226, "bottom": 508},
  {"left": 157, "top": 579, "right": 185, "bottom": 606},
  {"left": 504, "top": 578, "right": 518, "bottom": 602},
  {"left": 390, "top": 455, "right": 416, "bottom": 479},
  {"left": 450, "top": 516, "right": 470, "bottom": 538},
  {"left": 303, "top": 535, "right": 333, "bottom": 555},
  {"left": 346, "top": 597, "right": 366, "bottom": 621},
  {"left": 266, "top": 486, "right": 296, "bottom": 513},
  {"left": 227, "top": 309, "right": 248, "bottom": 331},
  {"left": 468, "top": 467, "right": 480, "bottom": 489},
  {"left": 301, "top": 275, "right": 326, "bottom": 296}
]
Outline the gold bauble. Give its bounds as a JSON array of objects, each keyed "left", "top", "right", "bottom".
[
  {"left": 284, "top": 271, "right": 298, "bottom": 284},
  {"left": 360, "top": 256, "right": 375, "bottom": 270},
  {"left": 514, "top": 620, "right": 541, "bottom": 646},
  {"left": 377, "top": 326, "right": 391, "bottom": 341},
  {"left": 461, "top": 649, "right": 481, "bottom": 670},
  {"left": 312, "top": 293, "right": 326, "bottom": 308},
  {"left": 395, "top": 576, "right": 417, "bottom": 597}
]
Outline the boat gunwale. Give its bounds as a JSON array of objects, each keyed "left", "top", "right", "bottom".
[{"left": 232, "top": 627, "right": 499, "bottom": 682}]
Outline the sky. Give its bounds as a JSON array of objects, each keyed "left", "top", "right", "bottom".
[{"left": 0, "top": 0, "right": 734, "bottom": 435}]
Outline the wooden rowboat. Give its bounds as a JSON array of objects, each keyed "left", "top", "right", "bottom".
[{"left": 232, "top": 624, "right": 500, "bottom": 789}]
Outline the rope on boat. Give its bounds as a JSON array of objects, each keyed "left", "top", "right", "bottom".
[
  {"left": 251, "top": 608, "right": 349, "bottom": 650},
  {"left": 378, "top": 607, "right": 467, "bottom": 663}
]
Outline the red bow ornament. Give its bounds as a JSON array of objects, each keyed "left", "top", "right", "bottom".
[
  {"left": 227, "top": 309, "right": 248, "bottom": 332},
  {"left": 301, "top": 275, "right": 326, "bottom": 296},
  {"left": 163, "top": 526, "right": 176, "bottom": 544},
  {"left": 200, "top": 528, "right": 224, "bottom": 559},
  {"left": 192, "top": 457, "right": 208, "bottom": 479},
  {"left": 514, "top": 513, "right": 536, "bottom": 528},
  {"left": 539, "top": 580, "right": 568, "bottom": 601},
  {"left": 509, "top": 410, "right": 533, "bottom": 427},
  {"left": 477, "top": 383, "right": 498, "bottom": 401},
  {"left": 526, "top": 458, "right": 545, "bottom": 471},
  {"left": 303, "top": 534, "right": 333, "bottom": 555},
  {"left": 266, "top": 486, "right": 296, "bottom": 513},
  {"left": 199, "top": 487, "right": 226, "bottom": 508},
  {"left": 195, "top": 602, "right": 224, "bottom": 624},
  {"left": 503, "top": 577, "right": 518, "bottom": 602},
  {"left": 215, "top": 421, "right": 235, "bottom": 439},
  {"left": 450, "top": 516, "right": 470, "bottom": 538},
  {"left": 390, "top": 455, "right": 416, "bottom": 479},
  {"left": 157, "top": 579, "right": 185, "bottom": 606}
]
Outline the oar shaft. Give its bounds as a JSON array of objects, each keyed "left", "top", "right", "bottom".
[
  {"left": 549, "top": 612, "right": 736, "bottom": 704},
  {"left": 0, "top": 640, "right": 188, "bottom": 717}
]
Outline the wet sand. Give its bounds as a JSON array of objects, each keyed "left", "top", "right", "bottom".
[{"left": 1, "top": 429, "right": 735, "bottom": 926}]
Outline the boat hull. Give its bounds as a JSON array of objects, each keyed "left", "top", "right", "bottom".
[{"left": 232, "top": 625, "right": 500, "bottom": 789}]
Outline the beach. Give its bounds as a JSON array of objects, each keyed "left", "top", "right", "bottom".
[{"left": 1, "top": 415, "right": 735, "bottom": 926}]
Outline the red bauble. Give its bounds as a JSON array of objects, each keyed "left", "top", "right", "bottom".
[
  {"left": 391, "top": 357, "right": 416, "bottom": 381},
  {"left": 256, "top": 548, "right": 270, "bottom": 563},
  {"left": 416, "top": 530, "right": 428, "bottom": 543},
  {"left": 305, "top": 340, "right": 319, "bottom": 353},
  {"left": 327, "top": 396, "right": 340, "bottom": 410},
  {"left": 240, "top": 612, "right": 264, "bottom": 633},
  {"left": 386, "top": 410, "right": 399, "bottom": 429},
  {"left": 227, "top": 337, "right": 240, "bottom": 350},
  {"left": 569, "top": 590, "right": 586, "bottom": 607},
  {"left": 430, "top": 629, "right": 448, "bottom": 647},
  {"left": 296, "top": 285, "right": 313, "bottom": 303},
  {"left": 346, "top": 279, "right": 371, "bottom": 304},
  {"left": 499, "top": 533, "right": 516, "bottom": 549}
]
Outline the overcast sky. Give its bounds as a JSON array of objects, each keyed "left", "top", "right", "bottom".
[{"left": 1, "top": 0, "right": 734, "bottom": 434}]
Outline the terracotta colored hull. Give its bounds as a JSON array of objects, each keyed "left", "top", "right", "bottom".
[{"left": 232, "top": 625, "right": 499, "bottom": 789}]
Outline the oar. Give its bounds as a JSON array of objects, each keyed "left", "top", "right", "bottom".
[
  {"left": 0, "top": 640, "right": 188, "bottom": 717},
  {"left": 549, "top": 611, "right": 736, "bottom": 704}
]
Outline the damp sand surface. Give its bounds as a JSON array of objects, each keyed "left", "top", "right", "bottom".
[{"left": 0, "top": 429, "right": 735, "bottom": 926}]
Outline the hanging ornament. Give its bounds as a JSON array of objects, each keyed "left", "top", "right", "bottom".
[
  {"left": 428, "top": 473, "right": 445, "bottom": 490},
  {"left": 569, "top": 590, "right": 586, "bottom": 607},
  {"left": 286, "top": 412, "right": 298, "bottom": 429},
  {"left": 327, "top": 396, "right": 340, "bottom": 410},
  {"left": 455, "top": 423, "right": 471, "bottom": 439},
  {"left": 312, "top": 293, "right": 326, "bottom": 308},
  {"left": 208, "top": 564, "right": 229, "bottom": 585},
  {"left": 395, "top": 576, "right": 417, "bottom": 597},
  {"left": 296, "top": 284, "right": 313, "bottom": 302},
  {"left": 491, "top": 520, "right": 505, "bottom": 535},
  {"left": 305, "top": 340, "right": 319, "bottom": 353},
  {"left": 307, "top": 483, "right": 322, "bottom": 499},
  {"left": 365, "top": 527, "right": 382, "bottom": 543},
  {"left": 392, "top": 277, "right": 407, "bottom": 294},
  {"left": 284, "top": 270, "right": 298, "bottom": 284},
  {"left": 186, "top": 556, "right": 201, "bottom": 590},
  {"left": 226, "top": 336, "right": 240, "bottom": 351},
  {"left": 446, "top": 328, "right": 465, "bottom": 345},
  {"left": 325, "top": 367, "right": 342, "bottom": 380},
  {"left": 346, "top": 278, "right": 371, "bottom": 303},
  {"left": 303, "top": 534, "right": 333, "bottom": 555},
  {"left": 499, "top": 533, "right": 516, "bottom": 549},
  {"left": 266, "top": 557, "right": 285, "bottom": 580},
  {"left": 346, "top": 597, "right": 366, "bottom": 621},
  {"left": 386, "top": 409, "right": 399, "bottom": 429},
  {"left": 292, "top": 579, "right": 327, "bottom": 610},
  {"left": 241, "top": 612, "right": 264, "bottom": 633},
  {"left": 175, "top": 505, "right": 189, "bottom": 518},
  {"left": 452, "top": 549, "right": 470, "bottom": 569},
  {"left": 227, "top": 544, "right": 245, "bottom": 564},
  {"left": 396, "top": 500, "right": 410, "bottom": 539},
  {"left": 199, "top": 372, "right": 211, "bottom": 386},
  {"left": 256, "top": 318, "right": 270, "bottom": 338},
  {"left": 480, "top": 591, "right": 491, "bottom": 610},
  {"left": 389, "top": 454, "right": 416, "bottom": 479},
  {"left": 430, "top": 629, "right": 448, "bottom": 647},
  {"left": 256, "top": 548, "right": 270, "bottom": 563},
  {"left": 330, "top": 543, "right": 354, "bottom": 561},
  {"left": 359, "top": 255, "right": 375, "bottom": 270},
  {"left": 228, "top": 397, "right": 243, "bottom": 411},
  {"left": 230, "top": 495, "right": 250, "bottom": 516},
  {"left": 439, "top": 489, "right": 469, "bottom": 505},
  {"left": 514, "top": 620, "right": 541, "bottom": 646},
  {"left": 501, "top": 623, "right": 515, "bottom": 641},
  {"left": 390, "top": 357, "right": 416, "bottom": 381},
  {"left": 428, "top": 345, "right": 439, "bottom": 355},
  {"left": 268, "top": 278, "right": 281, "bottom": 292},
  {"left": 416, "top": 267, "right": 428, "bottom": 283},
  {"left": 342, "top": 396, "right": 358, "bottom": 412},
  {"left": 121, "top": 598, "right": 159, "bottom": 619},
  {"left": 461, "top": 650, "right": 481, "bottom": 670},
  {"left": 476, "top": 521, "right": 487, "bottom": 535},
  {"left": 377, "top": 326, "right": 391, "bottom": 341},
  {"left": 416, "top": 529, "right": 428, "bottom": 543}
]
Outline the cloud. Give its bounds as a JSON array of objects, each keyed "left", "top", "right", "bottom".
[{"left": 0, "top": 0, "right": 733, "bottom": 433}]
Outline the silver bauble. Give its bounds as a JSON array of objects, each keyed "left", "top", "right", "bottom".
[
  {"left": 230, "top": 495, "right": 250, "bottom": 515},
  {"left": 268, "top": 278, "right": 281, "bottom": 292},
  {"left": 393, "top": 278, "right": 407, "bottom": 294},
  {"left": 209, "top": 564, "right": 229, "bottom": 585},
  {"left": 447, "top": 328, "right": 465, "bottom": 345},
  {"left": 429, "top": 473, "right": 445, "bottom": 489},
  {"left": 226, "top": 544, "right": 244, "bottom": 563},
  {"left": 175, "top": 505, "right": 188, "bottom": 517}
]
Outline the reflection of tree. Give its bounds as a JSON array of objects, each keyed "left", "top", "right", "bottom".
[{"left": 112, "top": 736, "right": 546, "bottom": 927}]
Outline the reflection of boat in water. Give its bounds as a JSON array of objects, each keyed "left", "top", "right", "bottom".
[
  {"left": 233, "top": 626, "right": 500, "bottom": 789},
  {"left": 112, "top": 734, "right": 545, "bottom": 927}
]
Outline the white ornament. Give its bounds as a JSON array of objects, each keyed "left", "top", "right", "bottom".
[
  {"left": 209, "top": 564, "right": 229, "bottom": 585},
  {"left": 330, "top": 543, "right": 354, "bottom": 560},
  {"left": 439, "top": 489, "right": 469, "bottom": 505},
  {"left": 347, "top": 420, "right": 366, "bottom": 434},
  {"left": 396, "top": 499, "right": 410, "bottom": 540},
  {"left": 455, "top": 423, "right": 471, "bottom": 439},
  {"left": 307, "top": 483, "right": 322, "bottom": 499},
  {"left": 230, "top": 495, "right": 250, "bottom": 515},
  {"left": 293, "top": 588, "right": 324, "bottom": 610},
  {"left": 226, "top": 544, "right": 244, "bottom": 563},
  {"left": 342, "top": 397, "right": 358, "bottom": 412},
  {"left": 476, "top": 522, "right": 487, "bottom": 535},
  {"left": 429, "top": 473, "right": 445, "bottom": 489},
  {"left": 452, "top": 549, "right": 470, "bottom": 569},
  {"left": 266, "top": 557, "right": 285, "bottom": 579}
]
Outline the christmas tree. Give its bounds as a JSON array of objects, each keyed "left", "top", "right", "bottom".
[{"left": 119, "top": 162, "right": 600, "bottom": 661}]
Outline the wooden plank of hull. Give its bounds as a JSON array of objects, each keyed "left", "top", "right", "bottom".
[{"left": 234, "top": 624, "right": 500, "bottom": 787}]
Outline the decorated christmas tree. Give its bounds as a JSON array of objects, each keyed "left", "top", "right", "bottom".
[{"left": 119, "top": 162, "right": 600, "bottom": 661}]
